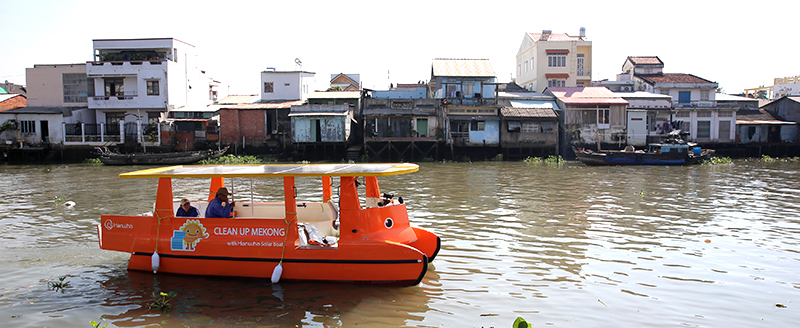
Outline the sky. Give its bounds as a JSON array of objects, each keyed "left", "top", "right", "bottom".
[{"left": 1, "top": 0, "right": 798, "bottom": 96}]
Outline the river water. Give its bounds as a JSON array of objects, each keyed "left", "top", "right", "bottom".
[{"left": 0, "top": 161, "right": 798, "bottom": 327}]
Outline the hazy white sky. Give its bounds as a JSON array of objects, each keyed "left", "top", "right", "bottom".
[{"left": 1, "top": 0, "right": 797, "bottom": 95}]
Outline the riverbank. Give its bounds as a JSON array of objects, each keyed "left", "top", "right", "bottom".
[{"left": 3, "top": 141, "right": 800, "bottom": 164}]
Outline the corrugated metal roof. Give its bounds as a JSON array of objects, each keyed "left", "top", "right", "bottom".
[
  {"left": 308, "top": 91, "right": 360, "bottom": 99},
  {"left": 432, "top": 59, "right": 495, "bottom": 77},
  {"left": 548, "top": 87, "right": 629, "bottom": 106},
  {"left": 227, "top": 100, "right": 305, "bottom": 110},
  {"left": 501, "top": 107, "right": 558, "bottom": 118},
  {"left": 0, "top": 106, "right": 65, "bottom": 114},
  {"left": 217, "top": 94, "right": 259, "bottom": 105},
  {"left": 509, "top": 100, "right": 561, "bottom": 111}
]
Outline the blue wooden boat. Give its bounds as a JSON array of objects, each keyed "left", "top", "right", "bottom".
[{"left": 573, "top": 143, "right": 710, "bottom": 166}]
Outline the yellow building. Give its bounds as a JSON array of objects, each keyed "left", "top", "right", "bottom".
[{"left": 515, "top": 28, "right": 592, "bottom": 93}]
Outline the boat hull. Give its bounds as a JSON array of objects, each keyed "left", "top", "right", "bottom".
[
  {"left": 98, "top": 147, "right": 228, "bottom": 165},
  {"left": 98, "top": 213, "right": 434, "bottom": 285},
  {"left": 573, "top": 147, "right": 704, "bottom": 166}
]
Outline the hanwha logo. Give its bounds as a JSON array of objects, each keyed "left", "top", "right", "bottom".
[{"left": 104, "top": 219, "right": 114, "bottom": 230}]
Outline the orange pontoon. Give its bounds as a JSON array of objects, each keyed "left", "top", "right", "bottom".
[{"left": 98, "top": 163, "right": 440, "bottom": 286}]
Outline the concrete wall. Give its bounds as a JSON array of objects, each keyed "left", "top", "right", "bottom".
[
  {"left": 25, "top": 64, "right": 88, "bottom": 107},
  {"left": 0, "top": 113, "right": 64, "bottom": 144},
  {"left": 500, "top": 119, "right": 558, "bottom": 147},
  {"left": 516, "top": 36, "right": 592, "bottom": 92},
  {"left": 261, "top": 71, "right": 314, "bottom": 101},
  {"left": 291, "top": 116, "right": 348, "bottom": 143}
]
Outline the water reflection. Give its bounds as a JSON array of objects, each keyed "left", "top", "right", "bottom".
[
  {"left": 1, "top": 161, "right": 799, "bottom": 327},
  {"left": 98, "top": 270, "right": 432, "bottom": 327}
]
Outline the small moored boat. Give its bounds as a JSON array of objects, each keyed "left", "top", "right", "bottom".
[
  {"left": 573, "top": 142, "right": 711, "bottom": 166},
  {"left": 95, "top": 146, "right": 229, "bottom": 165},
  {"left": 97, "top": 163, "right": 440, "bottom": 286}
]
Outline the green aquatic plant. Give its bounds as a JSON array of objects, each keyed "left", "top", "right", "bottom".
[
  {"left": 491, "top": 154, "right": 503, "bottom": 161},
  {"left": 701, "top": 156, "right": 733, "bottom": 165},
  {"left": 421, "top": 156, "right": 435, "bottom": 162},
  {"left": 513, "top": 317, "right": 532, "bottom": 328},
  {"left": 199, "top": 154, "right": 262, "bottom": 165},
  {"left": 149, "top": 291, "right": 177, "bottom": 311},
  {"left": 359, "top": 151, "right": 370, "bottom": 163},
  {"left": 524, "top": 155, "right": 563, "bottom": 164},
  {"left": 83, "top": 158, "right": 103, "bottom": 165},
  {"left": 48, "top": 276, "right": 71, "bottom": 292},
  {"left": 761, "top": 155, "right": 776, "bottom": 162},
  {"left": 53, "top": 196, "right": 66, "bottom": 206},
  {"left": 89, "top": 319, "right": 108, "bottom": 328}
]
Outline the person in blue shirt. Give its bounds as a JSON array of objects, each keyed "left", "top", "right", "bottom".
[
  {"left": 176, "top": 198, "right": 200, "bottom": 217},
  {"left": 205, "top": 187, "right": 235, "bottom": 218}
]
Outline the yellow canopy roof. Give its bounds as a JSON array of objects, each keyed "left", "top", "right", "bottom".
[{"left": 120, "top": 163, "right": 419, "bottom": 179}]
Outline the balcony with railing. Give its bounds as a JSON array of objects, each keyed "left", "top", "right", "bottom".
[
  {"left": 63, "top": 122, "right": 161, "bottom": 145},
  {"left": 672, "top": 100, "right": 717, "bottom": 108}
]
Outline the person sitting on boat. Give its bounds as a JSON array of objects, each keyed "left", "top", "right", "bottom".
[
  {"left": 205, "top": 187, "right": 235, "bottom": 218},
  {"left": 176, "top": 198, "right": 200, "bottom": 217}
]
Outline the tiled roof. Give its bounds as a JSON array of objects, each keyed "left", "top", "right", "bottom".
[
  {"left": 501, "top": 107, "right": 558, "bottom": 118},
  {"left": 432, "top": 58, "right": 495, "bottom": 77},
  {"left": 527, "top": 32, "right": 585, "bottom": 42},
  {"left": 0, "top": 106, "right": 65, "bottom": 114},
  {"left": 548, "top": 87, "right": 629, "bottom": 106},
  {"left": 227, "top": 100, "right": 305, "bottom": 109},
  {"left": 628, "top": 56, "right": 663, "bottom": 65},
  {"left": 636, "top": 73, "right": 715, "bottom": 84}
]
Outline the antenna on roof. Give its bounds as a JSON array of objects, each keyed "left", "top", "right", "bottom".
[{"left": 295, "top": 58, "right": 302, "bottom": 70}]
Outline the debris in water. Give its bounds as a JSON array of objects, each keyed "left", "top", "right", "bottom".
[
  {"left": 776, "top": 303, "right": 787, "bottom": 308},
  {"left": 598, "top": 299, "right": 608, "bottom": 307}
]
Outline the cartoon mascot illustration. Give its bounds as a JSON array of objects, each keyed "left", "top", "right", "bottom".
[{"left": 179, "top": 220, "right": 209, "bottom": 251}]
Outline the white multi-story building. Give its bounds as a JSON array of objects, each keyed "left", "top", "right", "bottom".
[
  {"left": 87, "top": 38, "right": 221, "bottom": 132},
  {"left": 515, "top": 28, "right": 592, "bottom": 92},
  {"left": 618, "top": 56, "right": 733, "bottom": 143}
]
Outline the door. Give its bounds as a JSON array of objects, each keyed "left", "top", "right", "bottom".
[
  {"left": 314, "top": 120, "right": 322, "bottom": 142},
  {"left": 416, "top": 118, "right": 428, "bottom": 137},
  {"left": 718, "top": 121, "right": 731, "bottom": 141},
  {"left": 40, "top": 120, "right": 49, "bottom": 143},
  {"left": 678, "top": 91, "right": 691, "bottom": 105},
  {"left": 627, "top": 111, "right": 647, "bottom": 146},
  {"left": 577, "top": 54, "right": 585, "bottom": 76}
]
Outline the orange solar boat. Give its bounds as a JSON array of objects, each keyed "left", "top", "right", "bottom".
[{"left": 97, "top": 163, "right": 440, "bottom": 286}]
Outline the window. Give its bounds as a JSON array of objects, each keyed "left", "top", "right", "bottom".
[
  {"left": 517, "top": 65, "right": 521, "bottom": 77},
  {"left": 524, "top": 61, "right": 528, "bottom": 72},
  {"left": 148, "top": 112, "right": 160, "bottom": 125},
  {"left": 146, "top": 80, "right": 159, "bottom": 96},
  {"left": 463, "top": 84, "right": 474, "bottom": 96},
  {"left": 173, "top": 48, "right": 178, "bottom": 62},
  {"left": 700, "top": 90, "right": 710, "bottom": 101},
  {"left": 522, "top": 122, "right": 539, "bottom": 133},
  {"left": 697, "top": 121, "right": 711, "bottom": 138},
  {"left": 285, "top": 83, "right": 291, "bottom": 86},
  {"left": 548, "top": 79, "right": 565, "bottom": 87},
  {"left": 675, "top": 111, "right": 691, "bottom": 118},
  {"left": 697, "top": 110, "right": 712, "bottom": 118},
  {"left": 508, "top": 121, "right": 521, "bottom": 132},
  {"left": 264, "top": 82, "right": 274, "bottom": 93},
  {"left": 719, "top": 111, "right": 733, "bottom": 117},
  {"left": 548, "top": 54, "right": 566, "bottom": 68},
  {"left": 446, "top": 84, "right": 457, "bottom": 97},
  {"left": 660, "top": 89, "right": 670, "bottom": 96},
  {"left": 577, "top": 82, "right": 585, "bottom": 87},
  {"left": 63, "top": 73, "right": 88, "bottom": 103},
  {"left": 470, "top": 121, "right": 485, "bottom": 131},
  {"left": 598, "top": 109, "right": 610, "bottom": 128},
  {"left": 530, "top": 58, "right": 534, "bottom": 71},
  {"left": 104, "top": 78, "right": 124, "bottom": 96},
  {"left": 20, "top": 120, "right": 35, "bottom": 133},
  {"left": 541, "top": 122, "right": 555, "bottom": 133}
]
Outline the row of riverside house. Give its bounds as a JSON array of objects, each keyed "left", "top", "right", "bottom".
[{"left": 2, "top": 32, "right": 799, "bottom": 163}]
